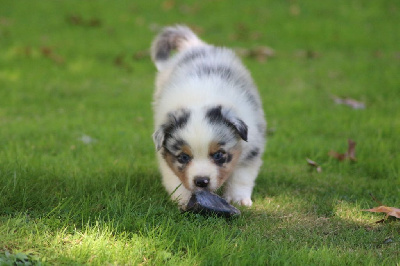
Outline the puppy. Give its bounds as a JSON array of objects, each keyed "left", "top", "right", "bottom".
[{"left": 150, "top": 25, "right": 266, "bottom": 208}]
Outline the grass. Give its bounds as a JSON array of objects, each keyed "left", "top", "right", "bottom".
[{"left": 1, "top": 0, "right": 399, "bottom": 264}]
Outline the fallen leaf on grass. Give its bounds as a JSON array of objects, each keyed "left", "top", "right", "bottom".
[
  {"left": 162, "top": 0, "right": 175, "bottom": 11},
  {"left": 294, "top": 49, "right": 321, "bottom": 59},
  {"left": 66, "top": 14, "right": 102, "bottom": 27},
  {"left": 179, "top": 4, "right": 200, "bottom": 15},
  {"left": 40, "top": 46, "right": 65, "bottom": 65},
  {"left": 372, "top": 50, "right": 383, "bottom": 58},
  {"left": 87, "top": 18, "right": 101, "bottom": 27},
  {"left": 306, "top": 158, "right": 322, "bottom": 172},
  {"left": 332, "top": 95, "right": 366, "bottom": 109},
  {"left": 328, "top": 139, "right": 357, "bottom": 161},
  {"left": 133, "top": 50, "right": 149, "bottom": 60},
  {"left": 230, "top": 23, "right": 250, "bottom": 41},
  {"left": 66, "top": 14, "right": 83, "bottom": 25},
  {"left": 187, "top": 25, "right": 204, "bottom": 35},
  {"left": 363, "top": 206, "right": 400, "bottom": 220},
  {"left": 289, "top": 4, "right": 301, "bottom": 16},
  {"left": 235, "top": 46, "right": 275, "bottom": 62},
  {"left": 114, "top": 54, "right": 132, "bottom": 72},
  {"left": 0, "top": 17, "right": 13, "bottom": 26}
]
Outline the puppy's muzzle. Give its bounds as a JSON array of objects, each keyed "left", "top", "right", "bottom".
[{"left": 194, "top": 176, "right": 210, "bottom": 188}]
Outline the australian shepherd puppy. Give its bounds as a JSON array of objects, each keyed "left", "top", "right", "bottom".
[{"left": 151, "top": 25, "right": 266, "bottom": 209}]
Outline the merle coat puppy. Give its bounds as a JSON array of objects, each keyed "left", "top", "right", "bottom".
[{"left": 151, "top": 25, "right": 266, "bottom": 208}]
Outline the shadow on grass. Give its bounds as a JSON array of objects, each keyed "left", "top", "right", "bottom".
[{"left": 1, "top": 164, "right": 399, "bottom": 264}]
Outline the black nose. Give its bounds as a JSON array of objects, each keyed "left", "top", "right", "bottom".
[{"left": 194, "top": 176, "right": 210, "bottom": 188}]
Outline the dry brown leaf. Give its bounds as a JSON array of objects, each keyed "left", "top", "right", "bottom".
[
  {"left": 162, "top": 0, "right": 175, "bottom": 11},
  {"left": 250, "top": 31, "right": 262, "bottom": 41},
  {"left": 114, "top": 54, "right": 132, "bottom": 72},
  {"left": 294, "top": 49, "right": 321, "bottom": 59},
  {"left": 235, "top": 46, "right": 275, "bottom": 62},
  {"left": 306, "top": 158, "right": 322, "bottom": 172},
  {"left": 66, "top": 14, "right": 102, "bottom": 27},
  {"left": 372, "top": 50, "right": 383, "bottom": 58},
  {"left": 251, "top": 46, "right": 275, "bottom": 62},
  {"left": 363, "top": 205, "right": 400, "bottom": 219},
  {"left": 289, "top": 4, "right": 301, "bottom": 16},
  {"left": 87, "top": 18, "right": 102, "bottom": 27},
  {"left": 40, "top": 46, "right": 52, "bottom": 57},
  {"left": 0, "top": 17, "right": 13, "bottom": 26},
  {"left": 328, "top": 139, "right": 357, "bottom": 162},
  {"left": 188, "top": 25, "right": 204, "bottom": 35},
  {"left": 40, "top": 46, "right": 65, "bottom": 65},
  {"left": 230, "top": 23, "right": 250, "bottom": 41},
  {"left": 179, "top": 4, "right": 200, "bottom": 15},
  {"left": 66, "top": 14, "right": 83, "bottom": 25},
  {"left": 328, "top": 151, "right": 347, "bottom": 161},
  {"left": 332, "top": 95, "right": 366, "bottom": 109},
  {"left": 347, "top": 139, "right": 356, "bottom": 161},
  {"left": 114, "top": 54, "right": 124, "bottom": 66},
  {"left": 133, "top": 50, "right": 149, "bottom": 60}
]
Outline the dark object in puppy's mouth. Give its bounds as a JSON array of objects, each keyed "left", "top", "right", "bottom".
[{"left": 186, "top": 190, "right": 241, "bottom": 218}]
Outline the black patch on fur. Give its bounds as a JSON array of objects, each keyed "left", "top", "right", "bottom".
[
  {"left": 242, "top": 90, "right": 259, "bottom": 109},
  {"left": 178, "top": 49, "right": 208, "bottom": 66},
  {"left": 168, "top": 109, "right": 190, "bottom": 129},
  {"left": 179, "top": 47, "right": 261, "bottom": 111},
  {"left": 195, "top": 64, "right": 234, "bottom": 80},
  {"left": 171, "top": 139, "right": 186, "bottom": 153},
  {"left": 226, "top": 153, "right": 233, "bottom": 163},
  {"left": 212, "top": 153, "right": 232, "bottom": 167},
  {"left": 163, "top": 110, "right": 190, "bottom": 146},
  {"left": 214, "top": 159, "right": 225, "bottom": 167},
  {"left": 154, "top": 109, "right": 190, "bottom": 151},
  {"left": 154, "top": 32, "right": 176, "bottom": 60},
  {"left": 155, "top": 42, "right": 172, "bottom": 61},
  {"left": 194, "top": 63, "right": 260, "bottom": 110},
  {"left": 245, "top": 148, "right": 260, "bottom": 161},
  {"left": 206, "top": 106, "right": 228, "bottom": 127},
  {"left": 153, "top": 26, "right": 195, "bottom": 62},
  {"left": 206, "top": 106, "right": 248, "bottom": 141}
]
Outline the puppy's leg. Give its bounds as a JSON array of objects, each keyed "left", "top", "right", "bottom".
[
  {"left": 158, "top": 157, "right": 192, "bottom": 208},
  {"left": 223, "top": 159, "right": 262, "bottom": 207}
]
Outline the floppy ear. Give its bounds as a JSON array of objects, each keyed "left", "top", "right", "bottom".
[
  {"left": 152, "top": 127, "right": 165, "bottom": 151},
  {"left": 221, "top": 107, "right": 248, "bottom": 141},
  {"left": 207, "top": 106, "right": 248, "bottom": 141},
  {"left": 152, "top": 108, "right": 191, "bottom": 151},
  {"left": 229, "top": 118, "right": 248, "bottom": 141}
]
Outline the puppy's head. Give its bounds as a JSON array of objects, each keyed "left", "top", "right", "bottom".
[{"left": 153, "top": 105, "right": 247, "bottom": 192}]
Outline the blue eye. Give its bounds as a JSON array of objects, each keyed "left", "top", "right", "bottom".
[
  {"left": 177, "top": 153, "right": 191, "bottom": 164},
  {"left": 212, "top": 151, "right": 226, "bottom": 164}
]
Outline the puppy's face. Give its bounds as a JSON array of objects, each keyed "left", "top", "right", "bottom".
[{"left": 154, "top": 106, "right": 247, "bottom": 192}]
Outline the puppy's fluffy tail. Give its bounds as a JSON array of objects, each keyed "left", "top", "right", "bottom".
[{"left": 151, "top": 25, "right": 205, "bottom": 71}]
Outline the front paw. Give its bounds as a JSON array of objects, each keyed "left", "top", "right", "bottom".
[
  {"left": 239, "top": 198, "right": 253, "bottom": 207},
  {"left": 224, "top": 194, "right": 253, "bottom": 207},
  {"left": 171, "top": 191, "right": 192, "bottom": 209}
]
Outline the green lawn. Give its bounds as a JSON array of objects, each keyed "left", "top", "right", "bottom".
[{"left": 1, "top": 0, "right": 399, "bottom": 265}]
